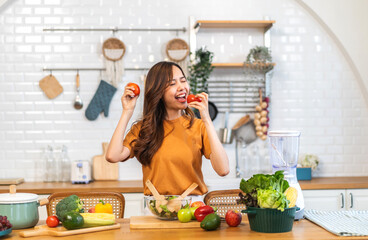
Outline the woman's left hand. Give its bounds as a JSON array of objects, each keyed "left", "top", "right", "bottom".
[{"left": 188, "top": 92, "right": 211, "bottom": 122}]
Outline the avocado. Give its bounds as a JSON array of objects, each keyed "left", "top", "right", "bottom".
[{"left": 200, "top": 213, "right": 221, "bottom": 231}]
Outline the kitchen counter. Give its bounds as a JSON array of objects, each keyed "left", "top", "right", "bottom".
[
  {"left": 6, "top": 218, "right": 365, "bottom": 240},
  {"left": 0, "top": 180, "right": 143, "bottom": 194},
  {"left": 1, "top": 177, "right": 368, "bottom": 194}
]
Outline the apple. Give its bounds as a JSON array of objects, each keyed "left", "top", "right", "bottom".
[
  {"left": 190, "top": 207, "right": 198, "bottom": 220},
  {"left": 88, "top": 207, "right": 95, "bottom": 213},
  {"left": 225, "top": 210, "right": 242, "bottom": 227},
  {"left": 178, "top": 208, "right": 192, "bottom": 223},
  {"left": 190, "top": 201, "right": 206, "bottom": 208}
]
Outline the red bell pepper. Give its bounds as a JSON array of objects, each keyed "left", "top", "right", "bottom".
[{"left": 194, "top": 205, "right": 215, "bottom": 222}]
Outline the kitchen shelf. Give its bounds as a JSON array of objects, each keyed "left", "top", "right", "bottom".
[
  {"left": 189, "top": 17, "right": 276, "bottom": 114},
  {"left": 212, "top": 62, "right": 276, "bottom": 69},
  {"left": 194, "top": 20, "right": 275, "bottom": 31}
]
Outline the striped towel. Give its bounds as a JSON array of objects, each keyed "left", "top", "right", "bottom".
[{"left": 305, "top": 209, "right": 368, "bottom": 236}]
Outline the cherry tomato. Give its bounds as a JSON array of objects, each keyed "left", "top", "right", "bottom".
[
  {"left": 127, "top": 82, "right": 140, "bottom": 96},
  {"left": 187, "top": 94, "right": 202, "bottom": 103},
  {"left": 46, "top": 216, "right": 59, "bottom": 228}
]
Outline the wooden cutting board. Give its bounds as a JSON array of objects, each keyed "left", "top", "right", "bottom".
[
  {"left": 0, "top": 178, "right": 24, "bottom": 185},
  {"left": 19, "top": 223, "right": 121, "bottom": 237},
  {"left": 39, "top": 74, "right": 63, "bottom": 99},
  {"left": 130, "top": 216, "right": 200, "bottom": 229},
  {"left": 92, "top": 142, "right": 119, "bottom": 180}
]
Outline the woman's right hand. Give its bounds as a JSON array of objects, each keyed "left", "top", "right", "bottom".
[{"left": 121, "top": 84, "right": 139, "bottom": 112}]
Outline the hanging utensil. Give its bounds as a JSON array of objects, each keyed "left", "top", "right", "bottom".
[
  {"left": 219, "top": 111, "right": 233, "bottom": 144},
  {"left": 73, "top": 73, "right": 83, "bottom": 110}
]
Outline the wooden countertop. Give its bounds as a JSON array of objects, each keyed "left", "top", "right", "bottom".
[
  {"left": 299, "top": 176, "right": 368, "bottom": 190},
  {"left": 0, "top": 180, "right": 143, "bottom": 194},
  {"left": 6, "top": 218, "right": 365, "bottom": 240},
  {"left": 0, "top": 177, "right": 367, "bottom": 194}
]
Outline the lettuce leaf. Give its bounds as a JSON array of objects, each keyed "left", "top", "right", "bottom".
[
  {"left": 257, "top": 188, "right": 289, "bottom": 211},
  {"left": 238, "top": 171, "right": 290, "bottom": 211},
  {"left": 239, "top": 170, "right": 289, "bottom": 194}
]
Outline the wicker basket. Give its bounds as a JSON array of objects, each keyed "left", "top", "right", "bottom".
[
  {"left": 204, "top": 189, "right": 246, "bottom": 218},
  {"left": 102, "top": 38, "right": 126, "bottom": 61},
  {"left": 166, "top": 38, "right": 189, "bottom": 62},
  {"left": 47, "top": 192, "right": 125, "bottom": 218}
]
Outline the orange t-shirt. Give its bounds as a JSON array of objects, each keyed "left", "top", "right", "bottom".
[{"left": 123, "top": 115, "right": 212, "bottom": 196}]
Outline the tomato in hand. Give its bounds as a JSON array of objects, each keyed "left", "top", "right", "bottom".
[
  {"left": 46, "top": 216, "right": 59, "bottom": 228},
  {"left": 127, "top": 83, "right": 140, "bottom": 96},
  {"left": 187, "top": 94, "right": 202, "bottom": 103}
]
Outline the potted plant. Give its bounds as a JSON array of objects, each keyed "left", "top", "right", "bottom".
[
  {"left": 188, "top": 47, "right": 214, "bottom": 94},
  {"left": 188, "top": 47, "right": 218, "bottom": 120},
  {"left": 245, "top": 46, "right": 274, "bottom": 73},
  {"left": 297, "top": 154, "right": 320, "bottom": 180}
]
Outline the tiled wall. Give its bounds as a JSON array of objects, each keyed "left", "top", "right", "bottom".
[{"left": 1, "top": 0, "right": 367, "bottom": 182}]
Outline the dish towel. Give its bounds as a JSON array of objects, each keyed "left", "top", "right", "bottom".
[{"left": 305, "top": 209, "right": 368, "bottom": 236}]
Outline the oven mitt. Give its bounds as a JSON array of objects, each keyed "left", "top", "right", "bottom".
[{"left": 85, "top": 80, "right": 117, "bottom": 121}]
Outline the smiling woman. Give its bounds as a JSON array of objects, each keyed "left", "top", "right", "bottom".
[{"left": 106, "top": 61, "right": 229, "bottom": 197}]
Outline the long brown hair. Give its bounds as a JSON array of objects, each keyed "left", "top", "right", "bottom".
[{"left": 132, "top": 61, "right": 195, "bottom": 166}]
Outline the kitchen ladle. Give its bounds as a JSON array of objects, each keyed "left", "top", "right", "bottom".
[
  {"left": 73, "top": 73, "right": 83, "bottom": 110},
  {"left": 167, "top": 183, "right": 198, "bottom": 212},
  {"left": 145, "top": 180, "right": 167, "bottom": 213}
]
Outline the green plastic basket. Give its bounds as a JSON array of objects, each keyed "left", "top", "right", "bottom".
[{"left": 242, "top": 207, "right": 296, "bottom": 233}]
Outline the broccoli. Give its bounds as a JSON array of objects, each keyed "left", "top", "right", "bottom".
[{"left": 55, "top": 195, "right": 84, "bottom": 221}]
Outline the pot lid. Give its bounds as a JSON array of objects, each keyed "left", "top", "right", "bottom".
[{"left": 0, "top": 193, "right": 38, "bottom": 204}]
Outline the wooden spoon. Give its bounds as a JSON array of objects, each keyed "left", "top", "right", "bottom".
[
  {"left": 167, "top": 183, "right": 198, "bottom": 212},
  {"left": 145, "top": 180, "right": 167, "bottom": 213}
]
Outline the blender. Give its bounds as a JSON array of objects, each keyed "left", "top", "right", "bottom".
[{"left": 268, "top": 131, "right": 304, "bottom": 220}]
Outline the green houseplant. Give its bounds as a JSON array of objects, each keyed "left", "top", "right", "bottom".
[{"left": 188, "top": 47, "right": 214, "bottom": 94}]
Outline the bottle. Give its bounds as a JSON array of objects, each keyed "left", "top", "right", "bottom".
[
  {"left": 61, "top": 145, "right": 71, "bottom": 182},
  {"left": 43, "top": 145, "right": 54, "bottom": 182}
]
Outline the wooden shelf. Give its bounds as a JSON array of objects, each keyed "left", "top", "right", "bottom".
[
  {"left": 195, "top": 20, "right": 275, "bottom": 30},
  {"left": 211, "top": 63, "right": 244, "bottom": 68},
  {"left": 212, "top": 62, "right": 276, "bottom": 69}
]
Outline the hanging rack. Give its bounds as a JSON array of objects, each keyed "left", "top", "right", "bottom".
[
  {"left": 42, "top": 67, "right": 150, "bottom": 72},
  {"left": 43, "top": 27, "right": 186, "bottom": 35}
]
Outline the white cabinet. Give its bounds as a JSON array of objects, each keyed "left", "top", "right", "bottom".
[
  {"left": 303, "top": 189, "right": 368, "bottom": 211},
  {"left": 123, "top": 193, "right": 144, "bottom": 218},
  {"left": 346, "top": 189, "right": 368, "bottom": 210}
]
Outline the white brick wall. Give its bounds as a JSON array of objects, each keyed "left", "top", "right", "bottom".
[{"left": 0, "top": 0, "right": 367, "bottom": 182}]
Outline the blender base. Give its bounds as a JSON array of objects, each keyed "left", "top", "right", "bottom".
[{"left": 294, "top": 208, "right": 305, "bottom": 220}]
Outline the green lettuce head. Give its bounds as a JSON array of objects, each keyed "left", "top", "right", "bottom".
[{"left": 257, "top": 188, "right": 289, "bottom": 212}]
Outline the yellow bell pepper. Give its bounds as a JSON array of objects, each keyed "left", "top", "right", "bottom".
[{"left": 95, "top": 200, "right": 113, "bottom": 214}]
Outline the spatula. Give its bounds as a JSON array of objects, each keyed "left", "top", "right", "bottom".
[
  {"left": 167, "top": 183, "right": 198, "bottom": 212},
  {"left": 145, "top": 180, "right": 167, "bottom": 213}
]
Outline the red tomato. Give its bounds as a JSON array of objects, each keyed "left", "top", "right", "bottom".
[
  {"left": 46, "top": 216, "right": 59, "bottom": 228},
  {"left": 127, "top": 83, "right": 140, "bottom": 96},
  {"left": 191, "top": 201, "right": 206, "bottom": 208},
  {"left": 187, "top": 94, "right": 202, "bottom": 103}
]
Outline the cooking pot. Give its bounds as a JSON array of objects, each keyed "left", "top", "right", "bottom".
[{"left": 0, "top": 185, "right": 49, "bottom": 229}]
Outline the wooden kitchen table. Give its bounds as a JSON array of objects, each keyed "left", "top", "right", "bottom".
[{"left": 6, "top": 218, "right": 367, "bottom": 240}]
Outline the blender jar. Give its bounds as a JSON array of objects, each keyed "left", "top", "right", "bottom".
[
  {"left": 268, "top": 130, "right": 305, "bottom": 220},
  {"left": 268, "top": 131, "right": 300, "bottom": 184}
]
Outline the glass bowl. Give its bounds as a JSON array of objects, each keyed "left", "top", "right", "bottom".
[{"left": 144, "top": 195, "right": 192, "bottom": 220}]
